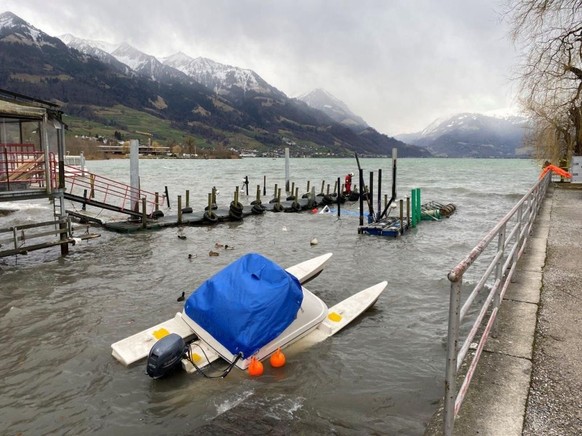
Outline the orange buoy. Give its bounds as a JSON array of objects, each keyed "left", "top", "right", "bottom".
[
  {"left": 269, "top": 348, "right": 286, "bottom": 368},
  {"left": 248, "top": 356, "right": 264, "bottom": 376}
]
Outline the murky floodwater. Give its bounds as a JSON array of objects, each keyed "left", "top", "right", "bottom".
[{"left": 0, "top": 157, "right": 539, "bottom": 435}]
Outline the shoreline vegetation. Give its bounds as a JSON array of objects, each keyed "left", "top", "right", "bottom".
[{"left": 65, "top": 136, "right": 240, "bottom": 160}]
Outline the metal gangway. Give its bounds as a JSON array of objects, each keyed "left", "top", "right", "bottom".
[
  {"left": 442, "top": 172, "right": 551, "bottom": 434},
  {"left": 1, "top": 144, "right": 166, "bottom": 220},
  {"left": 63, "top": 168, "right": 166, "bottom": 220}
]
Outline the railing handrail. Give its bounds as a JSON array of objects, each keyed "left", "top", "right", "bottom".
[
  {"left": 64, "top": 168, "right": 165, "bottom": 215},
  {"left": 443, "top": 172, "right": 551, "bottom": 435},
  {"left": 447, "top": 176, "right": 547, "bottom": 283}
]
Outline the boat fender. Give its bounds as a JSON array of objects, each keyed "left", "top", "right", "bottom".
[
  {"left": 146, "top": 333, "right": 186, "bottom": 379},
  {"left": 269, "top": 348, "right": 286, "bottom": 368},
  {"left": 248, "top": 356, "right": 264, "bottom": 376}
]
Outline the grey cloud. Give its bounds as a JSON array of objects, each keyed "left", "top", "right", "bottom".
[{"left": 3, "top": 0, "right": 517, "bottom": 134}]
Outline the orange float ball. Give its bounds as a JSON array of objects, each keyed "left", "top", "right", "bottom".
[
  {"left": 269, "top": 348, "right": 286, "bottom": 368},
  {"left": 248, "top": 356, "right": 264, "bottom": 376}
]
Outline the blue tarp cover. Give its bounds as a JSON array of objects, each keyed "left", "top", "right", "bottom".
[{"left": 184, "top": 253, "right": 303, "bottom": 357}]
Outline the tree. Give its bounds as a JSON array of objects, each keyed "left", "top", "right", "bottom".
[
  {"left": 184, "top": 136, "right": 197, "bottom": 156},
  {"left": 507, "top": 0, "right": 582, "bottom": 162}
]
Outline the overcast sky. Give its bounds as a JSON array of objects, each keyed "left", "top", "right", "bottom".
[{"left": 3, "top": 0, "right": 518, "bottom": 135}]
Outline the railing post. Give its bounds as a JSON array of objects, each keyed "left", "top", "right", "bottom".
[
  {"left": 492, "top": 223, "right": 506, "bottom": 338},
  {"left": 444, "top": 276, "right": 463, "bottom": 435}
]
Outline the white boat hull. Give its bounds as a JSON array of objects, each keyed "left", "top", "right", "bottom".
[
  {"left": 111, "top": 253, "right": 332, "bottom": 366},
  {"left": 182, "top": 287, "right": 328, "bottom": 370},
  {"left": 182, "top": 280, "right": 387, "bottom": 374}
]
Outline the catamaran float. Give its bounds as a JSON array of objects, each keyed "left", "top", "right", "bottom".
[{"left": 111, "top": 252, "right": 387, "bottom": 379}]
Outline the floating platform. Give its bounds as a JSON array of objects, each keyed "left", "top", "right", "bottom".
[
  {"left": 358, "top": 218, "right": 409, "bottom": 237},
  {"left": 67, "top": 196, "right": 341, "bottom": 233}
]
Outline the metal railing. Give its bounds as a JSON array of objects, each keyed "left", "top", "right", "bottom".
[
  {"left": 443, "top": 172, "right": 551, "bottom": 434},
  {"left": 0, "top": 218, "right": 71, "bottom": 257},
  {"left": 64, "top": 169, "right": 165, "bottom": 217},
  {"left": 1, "top": 145, "right": 56, "bottom": 192}
]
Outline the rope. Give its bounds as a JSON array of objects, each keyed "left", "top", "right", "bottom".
[{"left": 185, "top": 342, "right": 243, "bottom": 379}]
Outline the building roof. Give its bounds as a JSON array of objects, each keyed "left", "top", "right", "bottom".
[{"left": 0, "top": 99, "right": 47, "bottom": 120}]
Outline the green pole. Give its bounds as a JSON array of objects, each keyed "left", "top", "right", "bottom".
[{"left": 411, "top": 189, "right": 417, "bottom": 227}]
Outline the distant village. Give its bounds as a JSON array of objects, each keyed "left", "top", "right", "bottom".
[{"left": 66, "top": 133, "right": 352, "bottom": 160}]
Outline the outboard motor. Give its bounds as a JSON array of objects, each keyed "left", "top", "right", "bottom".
[{"left": 146, "top": 333, "right": 186, "bottom": 379}]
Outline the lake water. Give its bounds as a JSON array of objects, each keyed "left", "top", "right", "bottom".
[{"left": 0, "top": 157, "right": 540, "bottom": 435}]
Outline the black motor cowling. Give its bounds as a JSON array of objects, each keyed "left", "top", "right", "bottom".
[{"left": 146, "top": 333, "right": 186, "bottom": 379}]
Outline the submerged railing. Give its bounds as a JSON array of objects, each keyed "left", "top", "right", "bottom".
[{"left": 443, "top": 172, "right": 551, "bottom": 435}]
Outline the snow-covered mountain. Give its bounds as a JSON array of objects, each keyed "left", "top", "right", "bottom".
[
  {"left": 297, "top": 88, "right": 368, "bottom": 130},
  {"left": 1, "top": 11, "right": 430, "bottom": 158},
  {"left": 162, "top": 52, "right": 286, "bottom": 99},
  {"left": 396, "top": 113, "right": 531, "bottom": 158},
  {"left": 59, "top": 33, "right": 118, "bottom": 54},
  {"left": 0, "top": 11, "right": 61, "bottom": 48},
  {"left": 58, "top": 34, "right": 285, "bottom": 99},
  {"left": 110, "top": 42, "right": 194, "bottom": 83},
  {"left": 59, "top": 34, "right": 132, "bottom": 75}
]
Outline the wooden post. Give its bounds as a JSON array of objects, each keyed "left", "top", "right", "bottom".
[
  {"left": 369, "top": 171, "right": 374, "bottom": 220},
  {"left": 164, "top": 186, "right": 170, "bottom": 208},
  {"left": 90, "top": 174, "right": 95, "bottom": 198},
  {"left": 185, "top": 190, "right": 190, "bottom": 208},
  {"left": 142, "top": 197, "right": 147, "bottom": 229},
  {"left": 400, "top": 198, "right": 404, "bottom": 235},
  {"left": 285, "top": 147, "right": 290, "bottom": 193},
  {"left": 177, "top": 195, "right": 182, "bottom": 224},
  {"left": 263, "top": 175, "right": 266, "bottom": 196},
  {"left": 359, "top": 168, "right": 364, "bottom": 228},
  {"left": 306, "top": 180, "right": 311, "bottom": 193},
  {"left": 320, "top": 180, "right": 325, "bottom": 194},
  {"left": 407, "top": 196, "right": 411, "bottom": 228},
  {"left": 155, "top": 192, "right": 159, "bottom": 211},
  {"left": 377, "top": 168, "right": 382, "bottom": 216},
  {"left": 337, "top": 177, "right": 341, "bottom": 218},
  {"left": 256, "top": 185, "right": 261, "bottom": 202},
  {"left": 294, "top": 187, "right": 300, "bottom": 208}
]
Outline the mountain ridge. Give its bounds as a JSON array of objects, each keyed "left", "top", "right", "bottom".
[
  {"left": 297, "top": 88, "right": 369, "bottom": 131},
  {"left": 395, "top": 112, "right": 531, "bottom": 157},
  {"left": 0, "top": 11, "right": 425, "bottom": 157}
]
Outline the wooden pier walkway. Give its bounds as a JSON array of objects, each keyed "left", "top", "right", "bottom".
[{"left": 67, "top": 195, "right": 340, "bottom": 233}]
